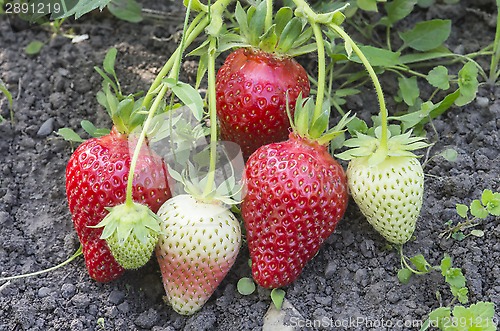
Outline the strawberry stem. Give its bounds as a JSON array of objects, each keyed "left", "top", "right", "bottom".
[
  {"left": 265, "top": 0, "right": 273, "bottom": 32},
  {"left": 140, "top": 12, "right": 207, "bottom": 110},
  {"left": 202, "top": 36, "right": 218, "bottom": 198},
  {"left": 0, "top": 245, "right": 83, "bottom": 282},
  {"left": 311, "top": 22, "right": 326, "bottom": 123},
  {"left": 328, "top": 24, "right": 389, "bottom": 152}
]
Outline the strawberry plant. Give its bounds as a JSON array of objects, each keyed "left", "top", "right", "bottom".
[{"left": 441, "top": 189, "right": 500, "bottom": 241}]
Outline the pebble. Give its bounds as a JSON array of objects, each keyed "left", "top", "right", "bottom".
[
  {"left": 184, "top": 310, "right": 217, "bottom": 331},
  {"left": 117, "top": 302, "right": 130, "bottom": 314},
  {"left": 108, "top": 290, "right": 125, "bottom": 305},
  {"left": 61, "top": 283, "right": 76, "bottom": 299},
  {"left": 37, "top": 287, "right": 51, "bottom": 298},
  {"left": 134, "top": 308, "right": 159, "bottom": 329},
  {"left": 49, "top": 92, "right": 66, "bottom": 109},
  {"left": 71, "top": 293, "right": 90, "bottom": 308},
  {"left": 476, "top": 96, "right": 489, "bottom": 108},
  {"left": 315, "top": 296, "right": 332, "bottom": 306},
  {"left": 37, "top": 118, "right": 55, "bottom": 137},
  {"left": 324, "top": 260, "right": 338, "bottom": 279},
  {"left": 354, "top": 268, "right": 369, "bottom": 286}
]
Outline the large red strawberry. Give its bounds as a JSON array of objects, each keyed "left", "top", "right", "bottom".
[
  {"left": 66, "top": 127, "right": 171, "bottom": 282},
  {"left": 241, "top": 97, "right": 352, "bottom": 288},
  {"left": 216, "top": 48, "right": 310, "bottom": 158},
  {"left": 215, "top": 2, "right": 313, "bottom": 159}
]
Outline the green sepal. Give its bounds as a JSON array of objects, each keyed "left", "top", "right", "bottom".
[
  {"left": 275, "top": 7, "right": 293, "bottom": 35},
  {"left": 276, "top": 18, "right": 303, "bottom": 53},
  {"left": 259, "top": 25, "right": 279, "bottom": 53},
  {"left": 91, "top": 202, "right": 161, "bottom": 246},
  {"left": 248, "top": 1, "right": 267, "bottom": 45},
  {"left": 336, "top": 127, "right": 429, "bottom": 165}
]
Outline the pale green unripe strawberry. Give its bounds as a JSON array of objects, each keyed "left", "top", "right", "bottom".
[
  {"left": 156, "top": 194, "right": 241, "bottom": 315},
  {"left": 346, "top": 155, "right": 424, "bottom": 244},
  {"left": 94, "top": 202, "right": 161, "bottom": 269}
]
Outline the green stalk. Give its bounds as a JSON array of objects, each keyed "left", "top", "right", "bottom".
[
  {"left": 311, "top": 22, "right": 326, "bottom": 122},
  {"left": 329, "top": 24, "right": 389, "bottom": 151},
  {"left": 489, "top": 1, "right": 500, "bottom": 84},
  {"left": 0, "top": 246, "right": 83, "bottom": 282},
  {"left": 124, "top": 83, "right": 169, "bottom": 206},
  {"left": 202, "top": 36, "right": 219, "bottom": 197},
  {"left": 141, "top": 12, "right": 207, "bottom": 109},
  {"left": 265, "top": 0, "right": 273, "bottom": 32}
]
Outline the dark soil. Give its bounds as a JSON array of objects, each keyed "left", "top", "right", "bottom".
[{"left": 0, "top": 1, "right": 499, "bottom": 330}]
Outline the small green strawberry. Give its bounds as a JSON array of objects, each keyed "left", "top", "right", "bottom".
[
  {"left": 93, "top": 202, "right": 161, "bottom": 269},
  {"left": 337, "top": 128, "right": 428, "bottom": 244},
  {"left": 156, "top": 194, "right": 241, "bottom": 315}
]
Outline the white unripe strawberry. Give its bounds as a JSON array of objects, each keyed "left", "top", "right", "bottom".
[
  {"left": 346, "top": 155, "right": 424, "bottom": 244},
  {"left": 155, "top": 194, "right": 241, "bottom": 315}
]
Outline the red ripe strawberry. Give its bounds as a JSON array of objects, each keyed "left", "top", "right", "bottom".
[
  {"left": 242, "top": 130, "right": 349, "bottom": 288},
  {"left": 66, "top": 127, "right": 171, "bottom": 282},
  {"left": 216, "top": 48, "right": 310, "bottom": 159}
]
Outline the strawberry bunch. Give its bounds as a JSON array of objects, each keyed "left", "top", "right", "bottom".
[{"left": 216, "top": 2, "right": 313, "bottom": 159}]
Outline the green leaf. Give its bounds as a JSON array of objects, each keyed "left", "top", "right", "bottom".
[
  {"left": 456, "top": 204, "right": 469, "bottom": 218},
  {"left": 397, "top": 268, "right": 413, "bottom": 284},
  {"left": 170, "top": 81, "right": 204, "bottom": 121},
  {"left": 57, "top": 128, "right": 84, "bottom": 142},
  {"left": 357, "top": 0, "right": 378, "bottom": 12},
  {"left": 107, "top": 0, "right": 142, "bottom": 23},
  {"left": 346, "top": 117, "right": 368, "bottom": 135},
  {"left": 349, "top": 45, "right": 401, "bottom": 67},
  {"left": 470, "top": 200, "right": 489, "bottom": 219},
  {"left": 427, "top": 66, "right": 450, "bottom": 90},
  {"left": 59, "top": 0, "right": 111, "bottom": 19},
  {"left": 483, "top": 190, "right": 500, "bottom": 216},
  {"left": 455, "top": 62, "right": 479, "bottom": 106},
  {"left": 399, "top": 19, "right": 452, "bottom": 51},
  {"left": 0, "top": 79, "right": 13, "bottom": 114},
  {"left": 452, "top": 302, "right": 496, "bottom": 331},
  {"left": 237, "top": 278, "right": 256, "bottom": 295},
  {"left": 270, "top": 288, "right": 286, "bottom": 310},
  {"left": 427, "top": 89, "right": 460, "bottom": 122},
  {"left": 400, "top": 46, "right": 452, "bottom": 64},
  {"left": 409, "top": 254, "right": 431, "bottom": 273},
  {"left": 470, "top": 229, "right": 484, "bottom": 238},
  {"left": 103, "top": 48, "right": 118, "bottom": 77},
  {"left": 426, "top": 307, "right": 451, "bottom": 330},
  {"left": 439, "top": 148, "right": 458, "bottom": 162},
  {"left": 381, "top": 0, "right": 417, "bottom": 26},
  {"left": 81, "top": 120, "right": 110, "bottom": 138},
  {"left": 25, "top": 40, "right": 44, "bottom": 55},
  {"left": 398, "top": 76, "right": 419, "bottom": 106},
  {"left": 452, "top": 232, "right": 466, "bottom": 241}
]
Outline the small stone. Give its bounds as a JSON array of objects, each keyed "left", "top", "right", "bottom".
[
  {"left": 117, "top": 302, "right": 130, "bottom": 314},
  {"left": 108, "top": 290, "right": 125, "bottom": 305},
  {"left": 71, "top": 293, "right": 90, "bottom": 308},
  {"left": 476, "top": 97, "right": 489, "bottom": 108},
  {"left": 324, "top": 260, "right": 338, "bottom": 279},
  {"left": 315, "top": 296, "right": 332, "bottom": 306},
  {"left": 61, "top": 283, "right": 76, "bottom": 299},
  {"left": 354, "top": 268, "right": 369, "bottom": 286},
  {"left": 37, "top": 287, "right": 51, "bottom": 298},
  {"left": 49, "top": 92, "right": 66, "bottom": 109},
  {"left": 134, "top": 308, "right": 159, "bottom": 329},
  {"left": 37, "top": 118, "right": 55, "bottom": 137}
]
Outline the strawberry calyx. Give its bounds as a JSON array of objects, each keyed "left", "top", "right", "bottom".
[
  {"left": 288, "top": 94, "right": 354, "bottom": 146},
  {"left": 90, "top": 202, "right": 161, "bottom": 269},
  {"left": 167, "top": 161, "right": 242, "bottom": 206},
  {"left": 217, "top": 2, "right": 316, "bottom": 57},
  {"left": 335, "top": 128, "right": 429, "bottom": 167}
]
